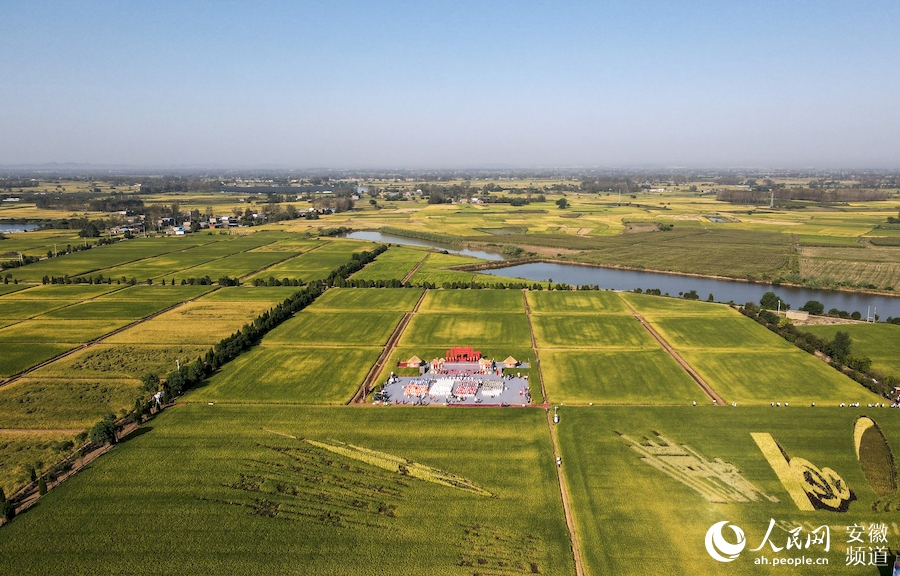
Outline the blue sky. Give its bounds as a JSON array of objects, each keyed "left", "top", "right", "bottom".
[{"left": 1, "top": 1, "right": 898, "bottom": 168}]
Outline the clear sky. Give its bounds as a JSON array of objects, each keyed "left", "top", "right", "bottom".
[{"left": 1, "top": 1, "right": 898, "bottom": 169}]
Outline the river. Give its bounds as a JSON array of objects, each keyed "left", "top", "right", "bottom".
[
  {"left": 346, "top": 230, "right": 900, "bottom": 318},
  {"left": 345, "top": 231, "right": 504, "bottom": 261}
]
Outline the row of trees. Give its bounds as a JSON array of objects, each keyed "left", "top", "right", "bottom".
[
  {"left": 8, "top": 244, "right": 394, "bottom": 514},
  {"left": 716, "top": 188, "right": 889, "bottom": 205},
  {"left": 137, "top": 245, "right": 390, "bottom": 410},
  {"left": 740, "top": 302, "right": 895, "bottom": 397}
]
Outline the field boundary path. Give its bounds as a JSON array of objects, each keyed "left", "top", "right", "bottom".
[
  {"left": 0, "top": 281, "right": 133, "bottom": 334},
  {"left": 56, "top": 235, "right": 235, "bottom": 281},
  {"left": 0, "top": 286, "right": 221, "bottom": 389},
  {"left": 152, "top": 236, "right": 284, "bottom": 281},
  {"left": 522, "top": 290, "right": 549, "bottom": 406},
  {"left": 545, "top": 409, "right": 585, "bottom": 576},
  {"left": 240, "top": 240, "right": 328, "bottom": 281},
  {"left": 401, "top": 252, "right": 429, "bottom": 284},
  {"left": 351, "top": 288, "right": 428, "bottom": 404},
  {"left": 618, "top": 296, "right": 726, "bottom": 405}
]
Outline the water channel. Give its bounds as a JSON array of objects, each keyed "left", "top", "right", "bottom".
[{"left": 346, "top": 230, "right": 900, "bottom": 318}]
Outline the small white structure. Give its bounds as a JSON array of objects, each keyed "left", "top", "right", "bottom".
[{"left": 429, "top": 378, "right": 454, "bottom": 397}]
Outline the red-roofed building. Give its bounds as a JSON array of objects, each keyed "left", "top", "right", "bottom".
[{"left": 446, "top": 345, "right": 481, "bottom": 362}]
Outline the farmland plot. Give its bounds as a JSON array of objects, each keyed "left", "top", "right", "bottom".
[
  {"left": 32, "top": 344, "right": 209, "bottom": 380},
  {"left": 400, "top": 313, "right": 532, "bottom": 348},
  {"left": 558, "top": 406, "right": 900, "bottom": 575},
  {"left": 0, "top": 405, "right": 574, "bottom": 576},
  {"left": 418, "top": 289, "right": 525, "bottom": 314},
  {"left": 105, "top": 301, "right": 274, "bottom": 345},
  {"left": 0, "top": 378, "right": 141, "bottom": 429},
  {"left": 526, "top": 290, "right": 630, "bottom": 314},
  {"left": 803, "top": 323, "right": 900, "bottom": 379},
  {"left": 263, "top": 312, "right": 403, "bottom": 347},
  {"left": 306, "top": 287, "right": 424, "bottom": 312}
]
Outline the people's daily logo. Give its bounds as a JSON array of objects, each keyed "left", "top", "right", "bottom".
[{"left": 705, "top": 521, "right": 746, "bottom": 562}]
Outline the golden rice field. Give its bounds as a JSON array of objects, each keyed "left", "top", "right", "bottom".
[{"left": 105, "top": 301, "right": 275, "bottom": 345}]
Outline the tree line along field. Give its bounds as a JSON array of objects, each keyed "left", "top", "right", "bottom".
[
  {"left": 189, "top": 288, "right": 424, "bottom": 405},
  {"left": 802, "top": 323, "right": 900, "bottom": 381},
  {"left": 0, "top": 237, "right": 384, "bottom": 501},
  {"left": 2, "top": 232, "right": 900, "bottom": 575}
]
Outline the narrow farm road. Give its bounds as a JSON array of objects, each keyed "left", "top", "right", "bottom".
[
  {"left": 0, "top": 286, "right": 221, "bottom": 390},
  {"left": 352, "top": 288, "right": 428, "bottom": 403},
  {"left": 400, "top": 252, "right": 429, "bottom": 284},
  {"left": 618, "top": 295, "right": 727, "bottom": 405},
  {"left": 545, "top": 409, "right": 585, "bottom": 576},
  {"left": 522, "top": 290, "right": 548, "bottom": 406},
  {"left": 523, "top": 289, "right": 584, "bottom": 576}
]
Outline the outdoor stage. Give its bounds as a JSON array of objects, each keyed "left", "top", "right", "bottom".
[{"left": 374, "top": 360, "right": 533, "bottom": 406}]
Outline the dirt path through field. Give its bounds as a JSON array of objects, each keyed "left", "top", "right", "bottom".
[
  {"left": 351, "top": 288, "right": 427, "bottom": 403},
  {"left": 401, "top": 252, "right": 429, "bottom": 284},
  {"left": 522, "top": 290, "right": 549, "bottom": 405},
  {"left": 524, "top": 289, "right": 583, "bottom": 575},
  {"left": 544, "top": 400, "right": 585, "bottom": 576},
  {"left": 618, "top": 294, "right": 726, "bottom": 405}
]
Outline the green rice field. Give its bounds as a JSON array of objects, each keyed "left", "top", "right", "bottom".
[
  {"left": 0, "top": 343, "right": 76, "bottom": 377},
  {"left": 650, "top": 315, "right": 794, "bottom": 349},
  {"left": 0, "top": 319, "right": 132, "bottom": 343},
  {"left": 305, "top": 287, "right": 424, "bottom": 312},
  {"left": 31, "top": 344, "right": 209, "bottom": 380},
  {"left": 5, "top": 236, "right": 225, "bottom": 282},
  {"left": 620, "top": 292, "right": 739, "bottom": 317},
  {"left": 0, "top": 299, "right": 78, "bottom": 319},
  {"left": 96, "top": 284, "right": 215, "bottom": 302},
  {"left": 0, "top": 405, "right": 574, "bottom": 576},
  {"left": 263, "top": 311, "right": 403, "bottom": 347},
  {"left": 9, "top": 284, "right": 120, "bottom": 299},
  {"left": 802, "top": 323, "right": 900, "bottom": 379},
  {"left": 531, "top": 314, "right": 657, "bottom": 348},
  {"left": 0, "top": 378, "right": 142, "bottom": 429},
  {"left": 38, "top": 300, "right": 172, "bottom": 320},
  {"left": 539, "top": 349, "right": 701, "bottom": 404},
  {"left": 350, "top": 246, "right": 428, "bottom": 281},
  {"left": 417, "top": 288, "right": 526, "bottom": 313},
  {"left": 249, "top": 240, "right": 374, "bottom": 281},
  {"left": 526, "top": 290, "right": 630, "bottom": 314},
  {"left": 400, "top": 313, "right": 533, "bottom": 348},
  {"left": 558, "top": 406, "right": 900, "bottom": 575},
  {"left": 105, "top": 301, "right": 275, "bottom": 345},
  {"left": 190, "top": 347, "right": 381, "bottom": 404},
  {"left": 680, "top": 349, "right": 882, "bottom": 405}
]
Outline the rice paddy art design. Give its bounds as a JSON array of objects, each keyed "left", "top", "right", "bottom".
[
  {"left": 854, "top": 416, "right": 900, "bottom": 512},
  {"left": 619, "top": 431, "right": 778, "bottom": 504},
  {"left": 305, "top": 438, "right": 495, "bottom": 498},
  {"left": 751, "top": 432, "right": 854, "bottom": 512}
]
